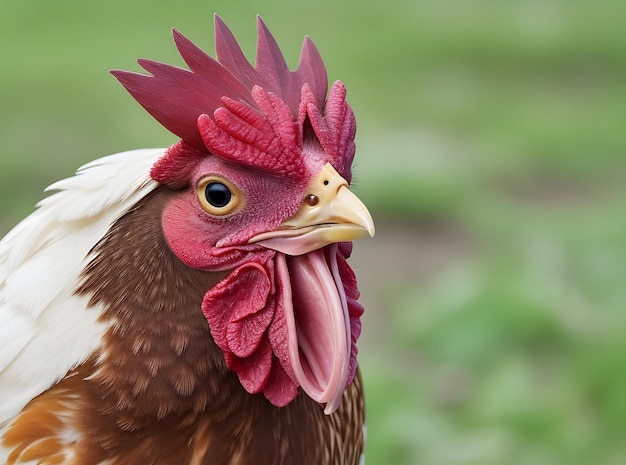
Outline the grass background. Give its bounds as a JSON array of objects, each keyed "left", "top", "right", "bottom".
[{"left": 1, "top": 1, "right": 625, "bottom": 463}]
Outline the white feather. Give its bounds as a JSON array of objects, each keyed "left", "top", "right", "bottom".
[{"left": 0, "top": 148, "right": 164, "bottom": 429}]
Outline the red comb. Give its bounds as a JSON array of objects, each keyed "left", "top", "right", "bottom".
[{"left": 111, "top": 15, "right": 355, "bottom": 183}]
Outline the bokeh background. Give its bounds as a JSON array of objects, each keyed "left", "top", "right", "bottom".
[{"left": 1, "top": 1, "right": 625, "bottom": 463}]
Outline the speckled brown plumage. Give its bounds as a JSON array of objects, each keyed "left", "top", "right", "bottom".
[{"left": 2, "top": 187, "right": 365, "bottom": 465}]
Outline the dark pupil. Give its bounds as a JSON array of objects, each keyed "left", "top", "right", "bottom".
[{"left": 205, "top": 182, "right": 232, "bottom": 208}]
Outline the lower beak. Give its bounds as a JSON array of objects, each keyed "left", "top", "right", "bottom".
[{"left": 248, "top": 163, "right": 375, "bottom": 255}]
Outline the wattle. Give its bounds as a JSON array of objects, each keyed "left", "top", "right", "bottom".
[{"left": 201, "top": 244, "right": 362, "bottom": 411}]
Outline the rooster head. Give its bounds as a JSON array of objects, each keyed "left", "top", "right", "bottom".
[{"left": 111, "top": 15, "right": 374, "bottom": 414}]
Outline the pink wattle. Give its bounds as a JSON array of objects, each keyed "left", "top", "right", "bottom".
[
  {"left": 201, "top": 244, "right": 362, "bottom": 412},
  {"left": 276, "top": 245, "right": 352, "bottom": 414}
]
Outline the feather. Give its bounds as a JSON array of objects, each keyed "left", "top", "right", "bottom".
[{"left": 0, "top": 149, "right": 163, "bottom": 427}]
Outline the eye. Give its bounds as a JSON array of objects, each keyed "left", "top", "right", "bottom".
[
  {"left": 196, "top": 175, "right": 243, "bottom": 216},
  {"left": 206, "top": 182, "right": 231, "bottom": 207}
]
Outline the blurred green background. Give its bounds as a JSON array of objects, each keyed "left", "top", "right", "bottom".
[{"left": 1, "top": 1, "right": 625, "bottom": 463}]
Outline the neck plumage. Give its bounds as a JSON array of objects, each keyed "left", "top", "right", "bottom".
[{"left": 71, "top": 186, "right": 365, "bottom": 464}]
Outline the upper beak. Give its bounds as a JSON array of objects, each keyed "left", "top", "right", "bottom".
[{"left": 248, "top": 163, "right": 375, "bottom": 256}]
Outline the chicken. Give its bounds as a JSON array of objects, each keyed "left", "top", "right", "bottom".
[{"left": 0, "top": 15, "right": 374, "bottom": 465}]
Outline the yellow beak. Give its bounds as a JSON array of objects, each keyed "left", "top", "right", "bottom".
[{"left": 249, "top": 163, "right": 375, "bottom": 256}]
